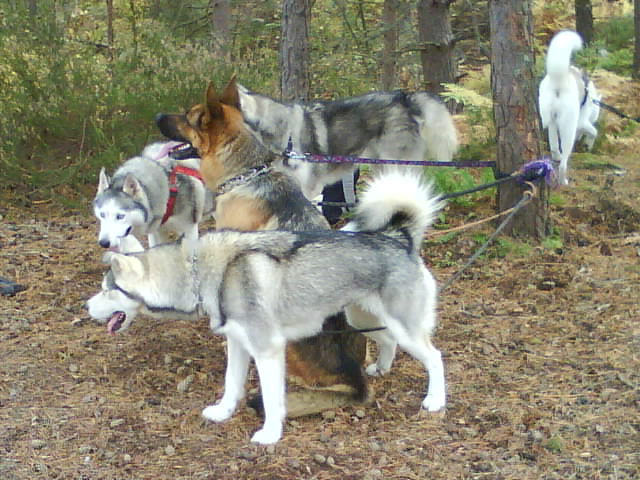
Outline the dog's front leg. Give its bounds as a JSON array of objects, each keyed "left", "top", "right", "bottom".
[
  {"left": 202, "top": 336, "right": 250, "bottom": 423},
  {"left": 250, "top": 344, "right": 286, "bottom": 444}
]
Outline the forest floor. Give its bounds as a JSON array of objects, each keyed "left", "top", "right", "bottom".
[{"left": 1, "top": 72, "right": 639, "bottom": 480}]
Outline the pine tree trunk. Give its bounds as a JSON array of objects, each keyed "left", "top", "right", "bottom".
[
  {"left": 416, "top": 0, "right": 457, "bottom": 95},
  {"left": 280, "top": 0, "right": 310, "bottom": 102},
  {"left": 575, "top": 0, "right": 594, "bottom": 45},
  {"left": 210, "top": 0, "right": 231, "bottom": 61},
  {"left": 634, "top": 0, "right": 640, "bottom": 79},
  {"left": 489, "top": 0, "right": 547, "bottom": 238},
  {"left": 380, "top": 0, "right": 399, "bottom": 90}
]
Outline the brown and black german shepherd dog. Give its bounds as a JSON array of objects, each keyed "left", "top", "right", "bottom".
[{"left": 156, "top": 76, "right": 370, "bottom": 416}]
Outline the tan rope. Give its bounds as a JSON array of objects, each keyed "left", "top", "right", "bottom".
[{"left": 427, "top": 182, "right": 537, "bottom": 238}]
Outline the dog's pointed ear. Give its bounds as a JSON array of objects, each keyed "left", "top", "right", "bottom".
[
  {"left": 97, "top": 167, "right": 110, "bottom": 193},
  {"left": 204, "top": 82, "right": 224, "bottom": 122},
  {"left": 220, "top": 74, "right": 240, "bottom": 109},
  {"left": 111, "top": 253, "right": 144, "bottom": 283},
  {"left": 122, "top": 174, "right": 145, "bottom": 201}
]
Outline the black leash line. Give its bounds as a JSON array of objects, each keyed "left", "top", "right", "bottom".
[{"left": 594, "top": 99, "right": 640, "bottom": 123}]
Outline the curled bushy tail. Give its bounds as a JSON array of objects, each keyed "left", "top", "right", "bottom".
[
  {"left": 546, "top": 30, "right": 583, "bottom": 83},
  {"left": 342, "top": 171, "right": 444, "bottom": 254}
]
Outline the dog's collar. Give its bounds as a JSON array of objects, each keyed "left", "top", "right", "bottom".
[{"left": 216, "top": 165, "right": 271, "bottom": 195}]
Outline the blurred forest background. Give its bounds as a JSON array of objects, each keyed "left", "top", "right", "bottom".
[{"left": 0, "top": 0, "right": 636, "bottom": 206}]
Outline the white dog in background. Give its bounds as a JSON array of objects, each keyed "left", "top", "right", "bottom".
[{"left": 538, "top": 30, "right": 601, "bottom": 186}]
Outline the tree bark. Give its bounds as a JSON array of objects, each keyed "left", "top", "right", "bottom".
[
  {"left": 280, "top": 0, "right": 310, "bottom": 102},
  {"left": 489, "top": 0, "right": 547, "bottom": 238},
  {"left": 210, "top": 0, "right": 231, "bottom": 61},
  {"left": 380, "top": 0, "right": 399, "bottom": 90},
  {"left": 106, "top": 0, "right": 115, "bottom": 70},
  {"left": 634, "top": 0, "right": 640, "bottom": 79},
  {"left": 416, "top": 0, "right": 457, "bottom": 95},
  {"left": 575, "top": 0, "right": 594, "bottom": 45}
]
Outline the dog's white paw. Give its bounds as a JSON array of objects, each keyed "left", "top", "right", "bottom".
[
  {"left": 422, "top": 392, "right": 446, "bottom": 412},
  {"left": 250, "top": 425, "right": 282, "bottom": 444},
  {"left": 202, "top": 403, "right": 235, "bottom": 423},
  {"left": 365, "top": 363, "right": 388, "bottom": 377}
]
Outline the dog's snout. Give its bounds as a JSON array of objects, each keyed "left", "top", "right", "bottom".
[{"left": 99, "top": 239, "right": 111, "bottom": 248}]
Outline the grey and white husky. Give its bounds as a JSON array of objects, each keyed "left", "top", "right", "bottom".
[
  {"left": 238, "top": 83, "right": 459, "bottom": 199},
  {"left": 87, "top": 170, "right": 447, "bottom": 444},
  {"left": 94, "top": 141, "right": 214, "bottom": 252}
]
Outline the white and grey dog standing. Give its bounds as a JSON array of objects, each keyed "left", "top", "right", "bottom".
[
  {"left": 538, "top": 30, "right": 601, "bottom": 186},
  {"left": 237, "top": 84, "right": 459, "bottom": 200},
  {"left": 94, "top": 142, "right": 214, "bottom": 252},
  {"left": 87, "top": 171, "right": 447, "bottom": 444}
]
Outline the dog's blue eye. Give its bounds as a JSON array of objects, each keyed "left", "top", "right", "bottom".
[
  {"left": 100, "top": 212, "right": 106, "bottom": 218},
  {"left": 116, "top": 213, "right": 125, "bottom": 220}
]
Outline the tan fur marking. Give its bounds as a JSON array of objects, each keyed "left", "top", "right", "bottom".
[{"left": 215, "top": 194, "right": 272, "bottom": 231}]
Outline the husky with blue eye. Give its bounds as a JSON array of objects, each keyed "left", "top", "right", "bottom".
[
  {"left": 93, "top": 141, "right": 214, "bottom": 252},
  {"left": 86, "top": 170, "right": 447, "bottom": 444}
]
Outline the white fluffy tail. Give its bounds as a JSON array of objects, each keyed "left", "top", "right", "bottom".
[
  {"left": 342, "top": 171, "right": 444, "bottom": 254},
  {"left": 546, "top": 30, "right": 583, "bottom": 83},
  {"left": 417, "top": 94, "right": 459, "bottom": 162}
]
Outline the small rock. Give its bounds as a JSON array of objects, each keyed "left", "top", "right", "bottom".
[
  {"left": 123, "top": 453, "right": 132, "bottom": 463},
  {"left": 322, "top": 410, "right": 336, "bottom": 421},
  {"left": 177, "top": 374, "right": 194, "bottom": 393},
  {"left": 355, "top": 409, "right": 366, "bottom": 418},
  {"left": 363, "top": 468, "right": 383, "bottom": 480},
  {"left": 31, "top": 439, "right": 46, "bottom": 449},
  {"left": 313, "top": 454, "right": 326, "bottom": 464},
  {"left": 326, "top": 456, "right": 335, "bottom": 466},
  {"left": 110, "top": 418, "right": 125, "bottom": 428},
  {"left": 528, "top": 430, "right": 544, "bottom": 442},
  {"left": 165, "top": 445, "right": 175, "bottom": 456},
  {"left": 69, "top": 363, "right": 79, "bottom": 373}
]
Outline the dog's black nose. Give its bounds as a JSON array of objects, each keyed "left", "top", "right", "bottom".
[
  {"left": 99, "top": 239, "right": 111, "bottom": 248},
  {"left": 155, "top": 113, "right": 166, "bottom": 126}
]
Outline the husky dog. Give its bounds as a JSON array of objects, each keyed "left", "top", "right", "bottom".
[
  {"left": 87, "top": 170, "right": 446, "bottom": 444},
  {"left": 538, "top": 30, "right": 601, "bottom": 186},
  {"left": 237, "top": 82, "right": 459, "bottom": 200},
  {"left": 94, "top": 141, "right": 214, "bottom": 251},
  {"left": 143, "top": 78, "right": 372, "bottom": 416}
]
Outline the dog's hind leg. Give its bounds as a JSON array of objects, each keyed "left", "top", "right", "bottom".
[
  {"left": 579, "top": 122, "right": 598, "bottom": 151},
  {"left": 374, "top": 314, "right": 445, "bottom": 411},
  {"left": 251, "top": 343, "right": 286, "bottom": 444},
  {"left": 202, "top": 335, "right": 250, "bottom": 423},
  {"left": 400, "top": 335, "right": 446, "bottom": 412},
  {"left": 346, "top": 305, "right": 397, "bottom": 376}
]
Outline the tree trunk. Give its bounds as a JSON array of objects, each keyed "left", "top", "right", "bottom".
[
  {"left": 26, "top": 0, "right": 36, "bottom": 17},
  {"left": 489, "top": 0, "right": 547, "bottom": 238},
  {"left": 416, "top": 0, "right": 457, "bottom": 95},
  {"left": 575, "top": 0, "right": 594, "bottom": 45},
  {"left": 210, "top": 0, "right": 231, "bottom": 61},
  {"left": 106, "top": 0, "right": 115, "bottom": 69},
  {"left": 280, "top": 0, "right": 310, "bottom": 102},
  {"left": 380, "top": 0, "right": 399, "bottom": 90},
  {"left": 634, "top": 0, "right": 640, "bottom": 79}
]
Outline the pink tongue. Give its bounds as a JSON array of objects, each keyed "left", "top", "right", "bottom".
[{"left": 107, "top": 313, "right": 124, "bottom": 335}]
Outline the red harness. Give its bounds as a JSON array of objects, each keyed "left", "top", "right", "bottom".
[{"left": 161, "top": 165, "right": 205, "bottom": 224}]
